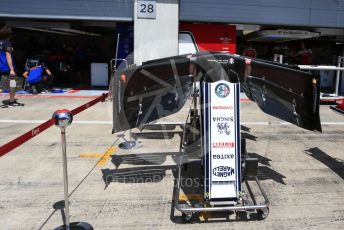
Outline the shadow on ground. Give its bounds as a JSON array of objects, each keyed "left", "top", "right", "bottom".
[
  {"left": 305, "top": 147, "right": 344, "bottom": 180},
  {"left": 132, "top": 131, "right": 183, "bottom": 140}
]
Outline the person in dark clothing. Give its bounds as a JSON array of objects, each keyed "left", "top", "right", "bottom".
[
  {"left": 0, "top": 25, "right": 23, "bottom": 107},
  {"left": 295, "top": 42, "right": 313, "bottom": 65}
]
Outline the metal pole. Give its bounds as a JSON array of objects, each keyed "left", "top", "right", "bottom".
[
  {"left": 335, "top": 56, "right": 342, "bottom": 96},
  {"left": 53, "top": 109, "right": 93, "bottom": 230},
  {"left": 273, "top": 54, "right": 283, "bottom": 63},
  {"left": 114, "top": 33, "right": 120, "bottom": 71},
  {"left": 298, "top": 65, "right": 344, "bottom": 71},
  {"left": 61, "top": 128, "right": 70, "bottom": 230}
]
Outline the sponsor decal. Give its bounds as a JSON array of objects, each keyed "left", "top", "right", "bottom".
[
  {"left": 213, "top": 166, "right": 235, "bottom": 177},
  {"left": 212, "top": 154, "right": 234, "bottom": 160},
  {"left": 31, "top": 128, "right": 40, "bottom": 136},
  {"left": 215, "top": 83, "right": 230, "bottom": 98},
  {"left": 212, "top": 105, "right": 233, "bottom": 110},
  {"left": 212, "top": 142, "right": 235, "bottom": 148},
  {"left": 208, "top": 59, "right": 232, "bottom": 64},
  {"left": 212, "top": 116, "right": 233, "bottom": 122},
  {"left": 217, "top": 122, "right": 231, "bottom": 135}
]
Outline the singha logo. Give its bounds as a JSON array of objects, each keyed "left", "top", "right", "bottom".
[{"left": 217, "top": 122, "right": 231, "bottom": 135}]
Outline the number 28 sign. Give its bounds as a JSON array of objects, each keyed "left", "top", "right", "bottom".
[{"left": 137, "top": 0, "right": 156, "bottom": 19}]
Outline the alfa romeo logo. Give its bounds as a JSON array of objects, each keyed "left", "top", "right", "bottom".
[{"left": 215, "top": 83, "right": 230, "bottom": 98}]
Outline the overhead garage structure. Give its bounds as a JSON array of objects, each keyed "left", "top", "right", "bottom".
[
  {"left": 0, "top": 0, "right": 133, "bottom": 21},
  {"left": 1, "top": 0, "right": 344, "bottom": 28},
  {"left": 0, "top": 0, "right": 343, "bottom": 89},
  {"left": 180, "top": 0, "right": 344, "bottom": 28}
]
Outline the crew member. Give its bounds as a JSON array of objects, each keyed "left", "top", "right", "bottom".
[
  {"left": 0, "top": 25, "right": 23, "bottom": 107},
  {"left": 23, "top": 58, "right": 53, "bottom": 94},
  {"left": 295, "top": 42, "right": 312, "bottom": 65},
  {"left": 243, "top": 46, "right": 257, "bottom": 58}
]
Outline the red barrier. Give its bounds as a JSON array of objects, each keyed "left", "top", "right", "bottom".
[
  {"left": 71, "top": 93, "right": 108, "bottom": 116},
  {"left": 0, "top": 93, "right": 108, "bottom": 157},
  {"left": 0, "top": 119, "right": 54, "bottom": 157},
  {"left": 330, "top": 101, "right": 344, "bottom": 115}
]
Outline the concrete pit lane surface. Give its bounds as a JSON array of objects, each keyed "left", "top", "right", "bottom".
[{"left": 0, "top": 93, "right": 343, "bottom": 229}]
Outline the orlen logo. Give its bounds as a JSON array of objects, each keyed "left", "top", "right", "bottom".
[
  {"left": 212, "top": 105, "right": 233, "bottom": 110},
  {"left": 213, "top": 166, "right": 235, "bottom": 177},
  {"left": 215, "top": 83, "right": 230, "bottom": 98}
]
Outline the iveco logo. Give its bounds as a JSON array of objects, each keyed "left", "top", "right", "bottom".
[
  {"left": 215, "top": 83, "right": 230, "bottom": 98},
  {"left": 213, "top": 166, "right": 235, "bottom": 177}
]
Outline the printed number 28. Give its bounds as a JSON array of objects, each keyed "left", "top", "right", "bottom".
[{"left": 140, "top": 4, "right": 154, "bottom": 13}]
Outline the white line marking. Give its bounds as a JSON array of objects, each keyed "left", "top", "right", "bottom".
[
  {"left": 242, "top": 122, "right": 344, "bottom": 125},
  {"left": 0, "top": 120, "right": 112, "bottom": 125},
  {"left": 241, "top": 122, "right": 270, "bottom": 125},
  {"left": 0, "top": 120, "right": 343, "bottom": 126}
]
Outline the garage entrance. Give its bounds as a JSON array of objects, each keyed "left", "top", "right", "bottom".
[{"left": 3, "top": 19, "right": 131, "bottom": 89}]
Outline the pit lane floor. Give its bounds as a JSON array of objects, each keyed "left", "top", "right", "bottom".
[{"left": 0, "top": 93, "right": 343, "bottom": 229}]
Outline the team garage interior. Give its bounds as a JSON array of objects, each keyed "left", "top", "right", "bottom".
[
  {"left": 1, "top": 19, "right": 344, "bottom": 92},
  {"left": 2, "top": 19, "right": 127, "bottom": 88}
]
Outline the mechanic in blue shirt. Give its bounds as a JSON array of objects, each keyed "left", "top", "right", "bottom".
[
  {"left": 0, "top": 25, "right": 23, "bottom": 107},
  {"left": 22, "top": 58, "right": 53, "bottom": 94}
]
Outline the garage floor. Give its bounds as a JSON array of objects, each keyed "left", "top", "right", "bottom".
[{"left": 0, "top": 92, "right": 343, "bottom": 229}]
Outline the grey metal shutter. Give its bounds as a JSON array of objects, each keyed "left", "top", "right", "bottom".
[
  {"left": 180, "top": 0, "right": 344, "bottom": 28},
  {"left": 0, "top": 0, "right": 134, "bottom": 21}
]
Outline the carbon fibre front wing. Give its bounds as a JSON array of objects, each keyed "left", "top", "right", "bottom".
[{"left": 112, "top": 52, "right": 321, "bottom": 133}]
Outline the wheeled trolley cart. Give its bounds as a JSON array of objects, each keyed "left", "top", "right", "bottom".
[
  {"left": 112, "top": 52, "right": 322, "bottom": 223},
  {"left": 173, "top": 80, "right": 269, "bottom": 222}
]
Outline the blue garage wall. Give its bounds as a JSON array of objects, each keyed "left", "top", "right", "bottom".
[
  {"left": 0, "top": 0, "right": 134, "bottom": 21},
  {"left": 180, "top": 0, "right": 344, "bottom": 28},
  {"left": 311, "top": 0, "right": 344, "bottom": 27},
  {"left": 0, "top": 0, "right": 343, "bottom": 28}
]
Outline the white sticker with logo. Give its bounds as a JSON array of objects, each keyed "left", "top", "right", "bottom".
[{"left": 207, "top": 80, "right": 239, "bottom": 199}]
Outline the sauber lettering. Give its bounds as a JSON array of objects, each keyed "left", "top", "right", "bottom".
[
  {"left": 212, "top": 154, "right": 234, "bottom": 160},
  {"left": 212, "top": 166, "right": 235, "bottom": 177},
  {"left": 215, "top": 83, "right": 230, "bottom": 98},
  {"left": 212, "top": 105, "right": 233, "bottom": 110},
  {"left": 212, "top": 142, "right": 235, "bottom": 148}
]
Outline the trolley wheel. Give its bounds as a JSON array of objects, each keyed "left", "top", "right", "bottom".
[
  {"left": 257, "top": 207, "right": 269, "bottom": 220},
  {"left": 182, "top": 212, "right": 195, "bottom": 223},
  {"left": 241, "top": 138, "right": 247, "bottom": 156}
]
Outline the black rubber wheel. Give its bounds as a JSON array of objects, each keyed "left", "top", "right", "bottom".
[
  {"left": 241, "top": 138, "right": 247, "bottom": 156},
  {"left": 54, "top": 222, "right": 93, "bottom": 230},
  {"left": 257, "top": 207, "right": 269, "bottom": 220},
  {"left": 182, "top": 213, "right": 195, "bottom": 223}
]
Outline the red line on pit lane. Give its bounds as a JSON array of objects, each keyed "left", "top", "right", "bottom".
[
  {"left": 0, "top": 94, "right": 100, "bottom": 99},
  {"left": 0, "top": 93, "right": 108, "bottom": 157}
]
